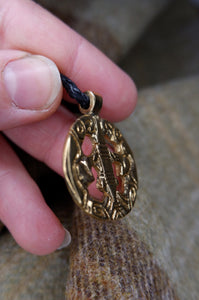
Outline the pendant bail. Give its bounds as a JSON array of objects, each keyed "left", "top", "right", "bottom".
[{"left": 79, "top": 91, "right": 103, "bottom": 115}]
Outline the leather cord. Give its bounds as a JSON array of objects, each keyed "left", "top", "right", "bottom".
[{"left": 60, "top": 73, "right": 90, "bottom": 109}]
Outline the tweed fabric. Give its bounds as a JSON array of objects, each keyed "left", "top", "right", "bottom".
[
  {"left": 0, "top": 231, "right": 70, "bottom": 300},
  {"left": 66, "top": 208, "right": 179, "bottom": 300},
  {"left": 0, "top": 76, "right": 199, "bottom": 300},
  {"left": 66, "top": 76, "right": 199, "bottom": 300},
  {"left": 37, "top": 0, "right": 169, "bottom": 61}
]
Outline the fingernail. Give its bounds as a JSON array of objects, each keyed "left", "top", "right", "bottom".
[
  {"left": 57, "top": 228, "right": 71, "bottom": 250},
  {"left": 3, "top": 55, "right": 61, "bottom": 110}
]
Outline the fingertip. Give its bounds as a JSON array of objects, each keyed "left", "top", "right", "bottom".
[
  {"left": 3, "top": 54, "right": 62, "bottom": 111},
  {"left": 6, "top": 190, "right": 67, "bottom": 255},
  {"left": 101, "top": 71, "right": 138, "bottom": 122},
  {"left": 68, "top": 41, "right": 138, "bottom": 122},
  {"left": 123, "top": 74, "right": 138, "bottom": 118},
  {"left": 57, "top": 228, "right": 71, "bottom": 250},
  {"left": 12, "top": 213, "right": 67, "bottom": 255},
  {"left": 0, "top": 51, "right": 63, "bottom": 130}
]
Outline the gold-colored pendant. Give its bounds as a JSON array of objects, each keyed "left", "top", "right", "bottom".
[{"left": 63, "top": 91, "right": 138, "bottom": 220}]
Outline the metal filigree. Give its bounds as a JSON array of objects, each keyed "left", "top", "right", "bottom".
[{"left": 63, "top": 91, "right": 138, "bottom": 220}]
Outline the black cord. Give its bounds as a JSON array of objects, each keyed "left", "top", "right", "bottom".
[{"left": 60, "top": 73, "right": 90, "bottom": 109}]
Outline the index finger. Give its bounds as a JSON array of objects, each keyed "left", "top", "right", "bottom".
[{"left": 0, "top": 0, "right": 137, "bottom": 121}]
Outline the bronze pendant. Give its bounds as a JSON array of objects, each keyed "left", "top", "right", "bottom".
[{"left": 63, "top": 91, "right": 138, "bottom": 220}]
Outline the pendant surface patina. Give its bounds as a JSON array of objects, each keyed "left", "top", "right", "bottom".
[{"left": 63, "top": 91, "right": 138, "bottom": 220}]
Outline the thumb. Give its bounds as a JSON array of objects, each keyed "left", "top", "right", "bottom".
[{"left": 0, "top": 50, "right": 62, "bottom": 130}]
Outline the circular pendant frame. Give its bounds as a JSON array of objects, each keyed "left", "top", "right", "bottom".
[{"left": 63, "top": 113, "right": 138, "bottom": 220}]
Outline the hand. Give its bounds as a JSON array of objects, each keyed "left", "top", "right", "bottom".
[{"left": 0, "top": 0, "right": 137, "bottom": 255}]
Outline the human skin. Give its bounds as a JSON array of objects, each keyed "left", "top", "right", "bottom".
[{"left": 0, "top": 0, "right": 137, "bottom": 255}]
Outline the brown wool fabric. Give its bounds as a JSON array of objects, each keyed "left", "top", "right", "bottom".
[
  {"left": 66, "top": 75, "right": 199, "bottom": 300},
  {"left": 66, "top": 208, "right": 179, "bottom": 300},
  {"left": 37, "top": 0, "right": 169, "bottom": 61},
  {"left": 0, "top": 76, "right": 199, "bottom": 300}
]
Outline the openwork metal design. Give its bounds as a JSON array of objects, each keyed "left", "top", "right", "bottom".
[{"left": 63, "top": 92, "right": 138, "bottom": 220}]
